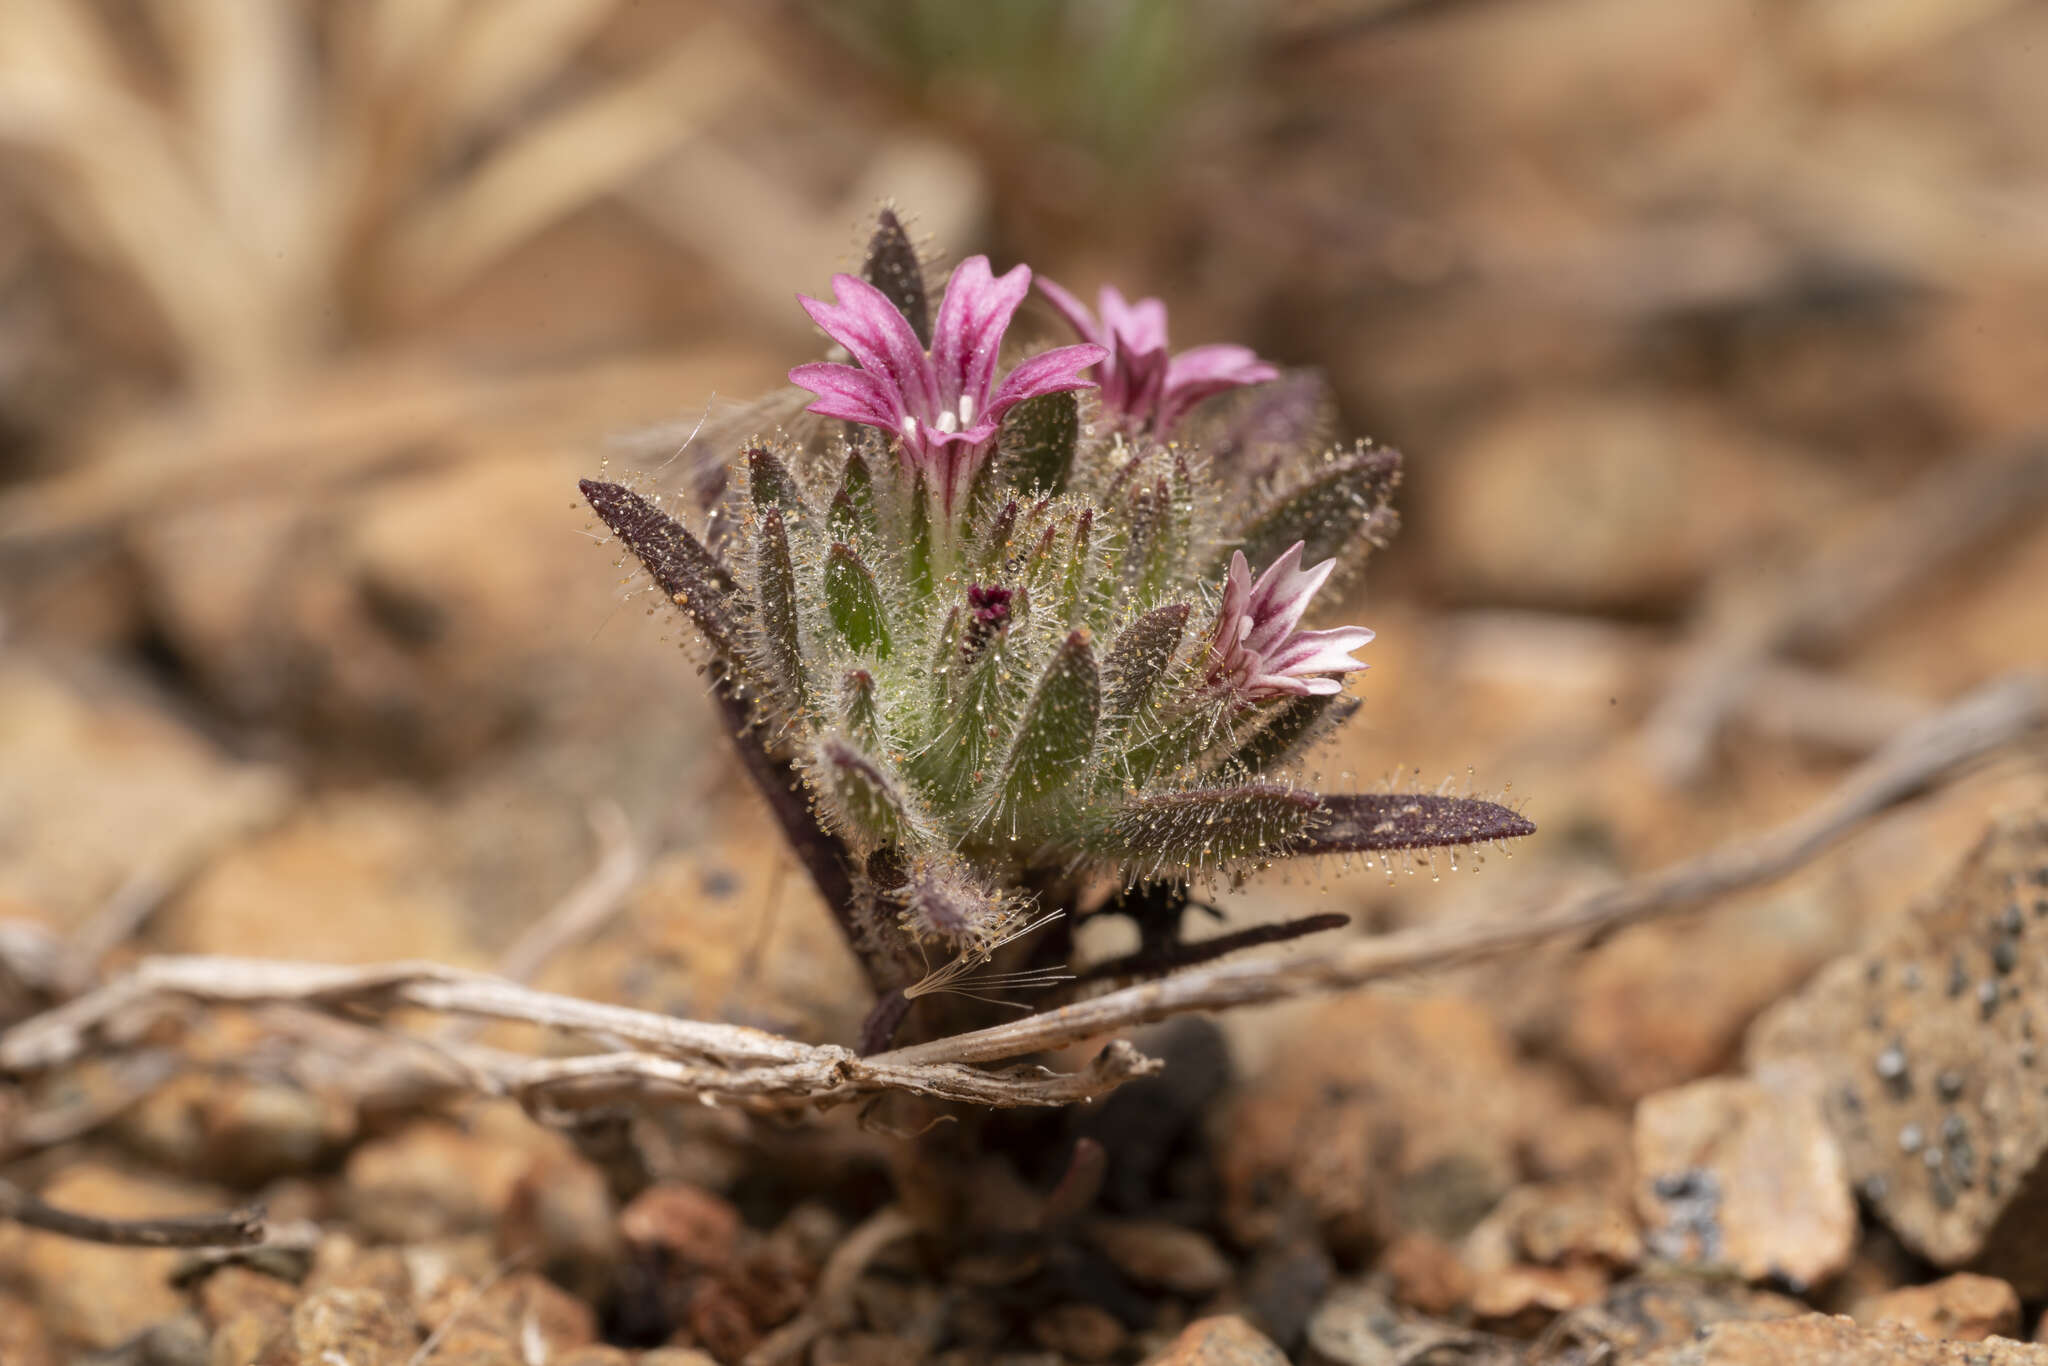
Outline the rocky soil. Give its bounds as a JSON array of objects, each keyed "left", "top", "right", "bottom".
[{"left": 3, "top": 2, "right": 2047, "bottom": 1363}]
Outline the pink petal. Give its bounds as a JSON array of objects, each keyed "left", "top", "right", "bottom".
[
  {"left": 1244, "top": 544, "right": 1332, "bottom": 655},
  {"left": 1035, "top": 277, "right": 1105, "bottom": 348},
  {"left": 1158, "top": 344, "right": 1280, "bottom": 431},
  {"left": 986, "top": 343, "right": 1109, "bottom": 423},
  {"left": 930, "top": 256, "right": 1032, "bottom": 412},
  {"left": 1098, "top": 286, "right": 1169, "bottom": 356},
  {"left": 1265, "top": 625, "right": 1373, "bottom": 676},
  {"left": 799, "top": 274, "right": 938, "bottom": 420},
  {"left": 788, "top": 361, "right": 904, "bottom": 431}
]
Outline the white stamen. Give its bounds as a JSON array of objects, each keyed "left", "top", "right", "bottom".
[
  {"left": 935, "top": 409, "right": 959, "bottom": 434},
  {"left": 904, "top": 415, "right": 919, "bottom": 439},
  {"left": 957, "top": 393, "right": 976, "bottom": 428}
]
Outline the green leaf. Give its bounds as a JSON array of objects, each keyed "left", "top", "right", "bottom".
[
  {"left": 906, "top": 476, "right": 934, "bottom": 596},
  {"left": 1292, "top": 793, "right": 1535, "bottom": 854},
  {"left": 1228, "top": 443, "right": 1401, "bottom": 578},
  {"left": 1103, "top": 602, "right": 1188, "bottom": 719},
  {"left": 829, "top": 448, "right": 878, "bottom": 543},
  {"left": 1060, "top": 508, "right": 1094, "bottom": 628},
  {"left": 817, "top": 736, "right": 918, "bottom": 847},
  {"left": 978, "top": 499, "right": 1021, "bottom": 579},
  {"left": 927, "top": 605, "right": 964, "bottom": 721},
  {"left": 748, "top": 446, "right": 804, "bottom": 515},
  {"left": 579, "top": 479, "right": 741, "bottom": 662},
  {"left": 994, "top": 629, "right": 1100, "bottom": 812},
  {"left": 1222, "top": 692, "right": 1359, "bottom": 777},
  {"left": 1093, "top": 783, "right": 1323, "bottom": 874},
  {"left": 862, "top": 208, "right": 930, "bottom": 348},
  {"left": 840, "top": 669, "right": 884, "bottom": 751},
  {"left": 755, "top": 506, "right": 805, "bottom": 712},
  {"left": 998, "top": 389, "right": 1081, "bottom": 496},
  {"left": 825, "top": 542, "right": 892, "bottom": 658}
]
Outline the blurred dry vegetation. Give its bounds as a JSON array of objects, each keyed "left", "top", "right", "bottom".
[{"left": 0, "top": 0, "right": 2046, "bottom": 1362}]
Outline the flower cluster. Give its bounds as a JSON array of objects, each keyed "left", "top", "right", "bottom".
[{"left": 584, "top": 212, "right": 1531, "bottom": 1007}]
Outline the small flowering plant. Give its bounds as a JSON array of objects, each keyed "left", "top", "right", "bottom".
[{"left": 583, "top": 212, "right": 1530, "bottom": 1043}]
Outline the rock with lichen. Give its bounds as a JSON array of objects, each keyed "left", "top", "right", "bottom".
[{"left": 1748, "top": 813, "right": 2048, "bottom": 1293}]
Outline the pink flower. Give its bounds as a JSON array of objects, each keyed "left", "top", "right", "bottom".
[
  {"left": 791, "top": 258, "right": 1105, "bottom": 517},
  {"left": 1037, "top": 278, "right": 1279, "bottom": 436},
  {"left": 1208, "top": 542, "right": 1373, "bottom": 700}
]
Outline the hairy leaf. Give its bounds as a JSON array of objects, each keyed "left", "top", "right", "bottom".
[
  {"left": 825, "top": 542, "right": 892, "bottom": 658},
  {"left": 995, "top": 629, "right": 1100, "bottom": 812},
  {"left": 748, "top": 446, "right": 804, "bottom": 514},
  {"left": 1229, "top": 443, "right": 1401, "bottom": 577},
  {"left": 906, "top": 476, "right": 934, "bottom": 596},
  {"left": 755, "top": 506, "right": 805, "bottom": 712},
  {"left": 830, "top": 448, "right": 878, "bottom": 543},
  {"left": 818, "top": 736, "right": 918, "bottom": 847},
  {"left": 1103, "top": 602, "right": 1189, "bottom": 720},
  {"left": 862, "top": 208, "right": 930, "bottom": 347},
  {"left": 1296, "top": 793, "right": 1535, "bottom": 854},
  {"left": 1094, "top": 783, "right": 1322, "bottom": 872},
  {"left": 840, "top": 669, "right": 883, "bottom": 751},
  {"left": 999, "top": 389, "right": 1081, "bottom": 496},
  {"left": 1223, "top": 691, "right": 1360, "bottom": 777},
  {"left": 1060, "top": 508, "right": 1095, "bottom": 628},
  {"left": 580, "top": 480, "right": 741, "bottom": 661}
]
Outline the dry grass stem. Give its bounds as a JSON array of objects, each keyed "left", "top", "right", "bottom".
[
  {"left": 0, "top": 1177, "right": 263, "bottom": 1249},
  {"left": 1641, "top": 434, "right": 2048, "bottom": 783}
]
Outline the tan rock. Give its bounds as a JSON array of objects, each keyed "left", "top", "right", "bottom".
[
  {"left": 343, "top": 1118, "right": 549, "bottom": 1243},
  {"left": 1306, "top": 1284, "right": 1518, "bottom": 1366},
  {"left": 1565, "top": 886, "right": 1858, "bottom": 1102},
  {"left": 415, "top": 1270, "right": 597, "bottom": 1357},
  {"left": 159, "top": 789, "right": 482, "bottom": 965},
  {"left": 549, "top": 846, "right": 869, "bottom": 1047},
  {"left": 17, "top": 1163, "right": 231, "bottom": 1350},
  {"left": 1632, "top": 1069, "right": 1855, "bottom": 1288},
  {"left": 120, "top": 1071, "right": 356, "bottom": 1184},
  {"left": 1538, "top": 1278, "right": 1804, "bottom": 1362},
  {"left": 291, "top": 1286, "right": 417, "bottom": 1365},
  {"left": 0, "top": 1290, "right": 58, "bottom": 1366},
  {"left": 0, "top": 655, "right": 289, "bottom": 929},
  {"left": 1856, "top": 1273, "right": 2021, "bottom": 1343},
  {"left": 1632, "top": 1312, "right": 2048, "bottom": 1364},
  {"left": 1033, "top": 1301, "right": 1126, "bottom": 1361},
  {"left": 1463, "top": 1182, "right": 1642, "bottom": 1275},
  {"left": 1220, "top": 992, "right": 1610, "bottom": 1253},
  {"left": 1470, "top": 1263, "right": 1609, "bottom": 1336},
  {"left": 1380, "top": 1232, "right": 1474, "bottom": 1316},
  {"left": 1748, "top": 814, "right": 2048, "bottom": 1293},
  {"left": 1152, "top": 1314, "right": 1290, "bottom": 1366},
  {"left": 618, "top": 1182, "right": 741, "bottom": 1272},
  {"left": 1085, "top": 1218, "right": 1232, "bottom": 1297},
  {"left": 1421, "top": 398, "right": 1824, "bottom": 611}
]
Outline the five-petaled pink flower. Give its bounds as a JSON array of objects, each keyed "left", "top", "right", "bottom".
[
  {"left": 1208, "top": 542, "right": 1373, "bottom": 700},
  {"left": 790, "top": 258, "right": 1105, "bottom": 517},
  {"left": 1037, "top": 278, "right": 1279, "bottom": 437}
]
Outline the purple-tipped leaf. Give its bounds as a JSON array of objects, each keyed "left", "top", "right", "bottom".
[
  {"left": 862, "top": 208, "right": 930, "bottom": 348},
  {"left": 1226, "top": 443, "right": 1402, "bottom": 580},
  {"left": 755, "top": 506, "right": 806, "bottom": 713},
  {"left": 1297, "top": 793, "right": 1536, "bottom": 854},
  {"left": 580, "top": 479, "right": 740, "bottom": 661}
]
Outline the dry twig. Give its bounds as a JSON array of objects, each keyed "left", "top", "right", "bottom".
[
  {"left": 741, "top": 1205, "right": 917, "bottom": 1366},
  {"left": 4, "top": 674, "right": 2035, "bottom": 1123},
  {"left": 0, "top": 959, "right": 1159, "bottom": 1112},
  {"left": 0, "top": 1177, "right": 264, "bottom": 1249},
  {"left": 1641, "top": 436, "right": 2048, "bottom": 784}
]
